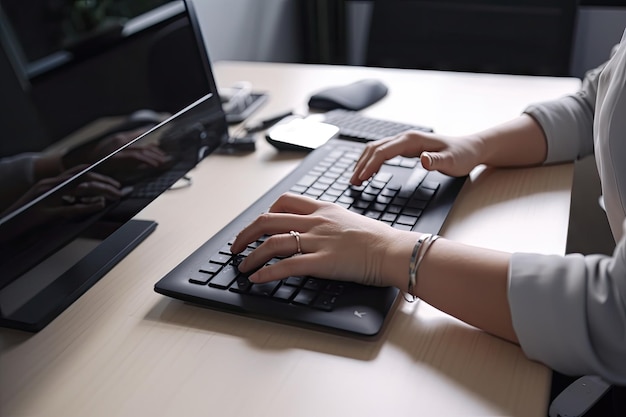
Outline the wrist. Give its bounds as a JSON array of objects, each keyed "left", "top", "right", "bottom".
[
  {"left": 380, "top": 230, "right": 422, "bottom": 290},
  {"left": 468, "top": 133, "right": 490, "bottom": 166}
]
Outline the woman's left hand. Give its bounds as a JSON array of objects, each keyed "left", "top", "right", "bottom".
[{"left": 230, "top": 193, "right": 415, "bottom": 288}]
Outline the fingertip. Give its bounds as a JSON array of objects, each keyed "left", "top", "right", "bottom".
[
  {"left": 349, "top": 174, "right": 362, "bottom": 186},
  {"left": 421, "top": 152, "right": 433, "bottom": 170},
  {"left": 229, "top": 240, "right": 242, "bottom": 255}
]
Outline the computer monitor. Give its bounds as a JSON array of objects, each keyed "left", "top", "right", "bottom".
[{"left": 0, "top": 0, "right": 227, "bottom": 331}]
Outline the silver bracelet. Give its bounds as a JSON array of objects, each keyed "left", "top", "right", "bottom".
[
  {"left": 406, "top": 233, "right": 439, "bottom": 302},
  {"left": 406, "top": 233, "right": 431, "bottom": 302}
]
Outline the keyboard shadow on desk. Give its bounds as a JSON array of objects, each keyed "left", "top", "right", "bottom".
[{"left": 143, "top": 297, "right": 390, "bottom": 361}]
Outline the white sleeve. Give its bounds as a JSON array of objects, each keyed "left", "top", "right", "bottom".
[{"left": 508, "top": 219, "right": 626, "bottom": 384}]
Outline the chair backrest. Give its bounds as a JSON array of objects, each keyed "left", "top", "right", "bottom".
[{"left": 365, "top": 0, "right": 579, "bottom": 76}]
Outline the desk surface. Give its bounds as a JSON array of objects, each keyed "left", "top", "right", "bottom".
[{"left": 0, "top": 62, "right": 580, "bottom": 417}]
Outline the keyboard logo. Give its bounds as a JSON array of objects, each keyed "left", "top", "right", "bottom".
[{"left": 353, "top": 310, "right": 367, "bottom": 318}]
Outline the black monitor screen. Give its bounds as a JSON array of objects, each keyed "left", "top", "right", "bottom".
[{"left": 0, "top": 0, "right": 227, "bottom": 331}]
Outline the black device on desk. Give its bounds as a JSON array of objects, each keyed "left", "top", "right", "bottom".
[
  {"left": 0, "top": 94, "right": 224, "bottom": 332},
  {"left": 0, "top": 1, "right": 227, "bottom": 332},
  {"left": 308, "top": 79, "right": 389, "bottom": 111},
  {"left": 155, "top": 136, "right": 466, "bottom": 336}
]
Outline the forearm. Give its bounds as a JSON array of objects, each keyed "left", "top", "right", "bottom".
[
  {"left": 474, "top": 114, "right": 548, "bottom": 168},
  {"left": 385, "top": 233, "right": 517, "bottom": 343}
]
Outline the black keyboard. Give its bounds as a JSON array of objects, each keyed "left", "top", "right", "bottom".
[
  {"left": 321, "top": 109, "right": 433, "bottom": 142},
  {"left": 155, "top": 138, "right": 465, "bottom": 336},
  {"left": 186, "top": 147, "right": 440, "bottom": 314}
]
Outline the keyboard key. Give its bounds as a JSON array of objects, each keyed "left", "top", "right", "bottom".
[
  {"left": 399, "top": 158, "right": 418, "bottom": 168},
  {"left": 421, "top": 180, "right": 440, "bottom": 190},
  {"left": 372, "top": 202, "right": 389, "bottom": 212},
  {"left": 313, "top": 293, "right": 337, "bottom": 311},
  {"left": 319, "top": 194, "right": 338, "bottom": 202},
  {"left": 209, "top": 264, "right": 238, "bottom": 289},
  {"left": 396, "top": 214, "right": 418, "bottom": 226},
  {"left": 210, "top": 253, "right": 232, "bottom": 265},
  {"left": 407, "top": 199, "right": 428, "bottom": 210},
  {"left": 218, "top": 244, "right": 232, "bottom": 254},
  {"left": 349, "top": 206, "right": 366, "bottom": 215},
  {"left": 305, "top": 188, "right": 324, "bottom": 198},
  {"left": 323, "top": 282, "right": 345, "bottom": 295},
  {"left": 248, "top": 281, "right": 280, "bottom": 297},
  {"left": 284, "top": 276, "right": 307, "bottom": 287},
  {"left": 290, "top": 185, "right": 307, "bottom": 194},
  {"left": 380, "top": 188, "right": 398, "bottom": 198},
  {"left": 303, "top": 278, "right": 323, "bottom": 291},
  {"left": 381, "top": 212, "right": 397, "bottom": 222},
  {"left": 297, "top": 175, "right": 317, "bottom": 187},
  {"left": 272, "top": 284, "right": 297, "bottom": 301},
  {"left": 199, "top": 262, "right": 221, "bottom": 274},
  {"left": 293, "top": 289, "right": 317, "bottom": 306},
  {"left": 401, "top": 207, "right": 423, "bottom": 218},
  {"left": 189, "top": 270, "right": 213, "bottom": 285},
  {"left": 413, "top": 186, "right": 437, "bottom": 201},
  {"left": 324, "top": 188, "right": 343, "bottom": 197},
  {"left": 373, "top": 172, "right": 392, "bottom": 183},
  {"left": 392, "top": 223, "right": 413, "bottom": 231},
  {"left": 230, "top": 275, "right": 253, "bottom": 293}
]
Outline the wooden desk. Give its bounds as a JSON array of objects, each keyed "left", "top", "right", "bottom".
[{"left": 0, "top": 62, "right": 580, "bottom": 417}]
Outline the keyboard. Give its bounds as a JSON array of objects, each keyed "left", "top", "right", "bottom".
[
  {"left": 188, "top": 150, "right": 435, "bottom": 306},
  {"left": 320, "top": 109, "right": 433, "bottom": 142},
  {"left": 154, "top": 138, "right": 466, "bottom": 336}
]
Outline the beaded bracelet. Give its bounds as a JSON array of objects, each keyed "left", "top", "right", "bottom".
[{"left": 405, "top": 233, "right": 439, "bottom": 302}]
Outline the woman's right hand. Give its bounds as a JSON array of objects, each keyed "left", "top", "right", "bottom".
[{"left": 350, "top": 130, "right": 484, "bottom": 185}]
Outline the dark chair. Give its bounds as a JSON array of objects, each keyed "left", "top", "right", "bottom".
[{"left": 365, "top": 0, "right": 579, "bottom": 76}]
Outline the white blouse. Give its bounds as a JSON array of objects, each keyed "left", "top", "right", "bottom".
[{"left": 509, "top": 30, "right": 626, "bottom": 384}]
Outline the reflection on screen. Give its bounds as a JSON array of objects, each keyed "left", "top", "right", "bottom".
[
  {"left": 0, "top": 1, "right": 227, "bottom": 331},
  {"left": 0, "top": 94, "right": 225, "bottom": 329}
]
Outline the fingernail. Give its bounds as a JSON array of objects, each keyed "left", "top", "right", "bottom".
[{"left": 422, "top": 153, "right": 432, "bottom": 167}]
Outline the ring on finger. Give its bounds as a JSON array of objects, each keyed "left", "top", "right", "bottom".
[{"left": 289, "top": 230, "right": 302, "bottom": 255}]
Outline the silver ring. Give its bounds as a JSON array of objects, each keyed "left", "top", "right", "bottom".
[{"left": 289, "top": 230, "right": 302, "bottom": 255}]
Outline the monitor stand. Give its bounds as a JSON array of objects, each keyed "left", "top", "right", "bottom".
[{"left": 0, "top": 219, "right": 157, "bottom": 332}]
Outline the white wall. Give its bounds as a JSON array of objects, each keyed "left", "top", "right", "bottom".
[{"left": 189, "top": 0, "right": 302, "bottom": 63}]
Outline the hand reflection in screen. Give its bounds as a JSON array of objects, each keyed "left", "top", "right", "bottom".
[
  {"left": 63, "top": 126, "right": 171, "bottom": 180},
  {"left": 1, "top": 125, "right": 171, "bottom": 215}
]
